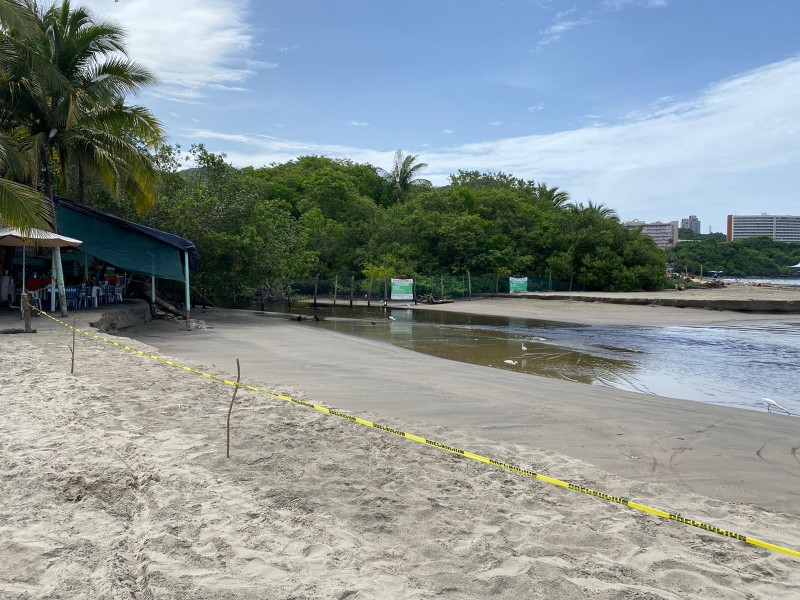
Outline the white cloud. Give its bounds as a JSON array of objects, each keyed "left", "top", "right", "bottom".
[
  {"left": 349, "top": 121, "right": 370, "bottom": 127},
  {"left": 603, "top": 0, "right": 670, "bottom": 11},
  {"left": 183, "top": 129, "right": 396, "bottom": 169},
  {"left": 554, "top": 8, "right": 578, "bottom": 20},
  {"left": 541, "top": 0, "right": 669, "bottom": 48},
  {"left": 527, "top": 103, "right": 545, "bottom": 112},
  {"left": 488, "top": 121, "right": 503, "bottom": 126},
  {"left": 538, "top": 17, "right": 592, "bottom": 47},
  {"left": 246, "top": 60, "right": 279, "bottom": 70},
  {"left": 185, "top": 58, "right": 800, "bottom": 230},
  {"left": 79, "top": 0, "right": 257, "bottom": 103},
  {"left": 442, "top": 129, "right": 454, "bottom": 135}
]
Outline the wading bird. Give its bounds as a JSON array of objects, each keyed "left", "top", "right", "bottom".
[{"left": 762, "top": 397, "right": 791, "bottom": 415}]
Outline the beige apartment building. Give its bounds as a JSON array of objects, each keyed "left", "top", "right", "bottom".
[{"left": 622, "top": 219, "right": 679, "bottom": 249}]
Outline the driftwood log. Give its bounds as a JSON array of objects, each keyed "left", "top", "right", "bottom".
[{"left": 143, "top": 290, "right": 188, "bottom": 319}]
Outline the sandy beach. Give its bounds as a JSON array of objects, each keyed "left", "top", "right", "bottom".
[{"left": 1, "top": 292, "right": 799, "bottom": 598}]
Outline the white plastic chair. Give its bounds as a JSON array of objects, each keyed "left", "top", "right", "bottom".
[{"left": 78, "top": 284, "right": 90, "bottom": 309}]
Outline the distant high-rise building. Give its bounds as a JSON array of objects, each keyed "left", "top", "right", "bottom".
[
  {"left": 727, "top": 214, "right": 800, "bottom": 242},
  {"left": 680, "top": 215, "right": 701, "bottom": 234},
  {"left": 623, "top": 219, "right": 679, "bottom": 249}
]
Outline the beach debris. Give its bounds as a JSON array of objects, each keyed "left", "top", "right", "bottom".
[
  {"left": 503, "top": 359, "right": 518, "bottom": 366},
  {"left": 67, "top": 317, "right": 76, "bottom": 374},
  {"left": 762, "top": 397, "right": 792, "bottom": 415}
]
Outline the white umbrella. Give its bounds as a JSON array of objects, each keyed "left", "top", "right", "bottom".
[
  {"left": 0, "top": 227, "right": 82, "bottom": 307},
  {"left": 0, "top": 227, "right": 83, "bottom": 249}
]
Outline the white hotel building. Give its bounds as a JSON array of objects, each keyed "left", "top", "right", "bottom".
[{"left": 726, "top": 214, "right": 800, "bottom": 242}]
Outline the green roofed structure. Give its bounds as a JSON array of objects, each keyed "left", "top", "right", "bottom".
[{"left": 54, "top": 196, "right": 199, "bottom": 323}]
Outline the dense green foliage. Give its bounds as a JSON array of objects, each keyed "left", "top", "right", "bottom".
[
  {"left": 668, "top": 237, "right": 800, "bottom": 277},
  {"left": 677, "top": 228, "right": 726, "bottom": 241},
  {"left": 98, "top": 147, "right": 669, "bottom": 303}
]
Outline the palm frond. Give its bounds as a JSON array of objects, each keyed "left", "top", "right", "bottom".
[{"left": 0, "top": 179, "right": 52, "bottom": 231}]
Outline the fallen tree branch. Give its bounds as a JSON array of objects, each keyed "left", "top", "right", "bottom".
[{"left": 143, "top": 289, "right": 188, "bottom": 319}]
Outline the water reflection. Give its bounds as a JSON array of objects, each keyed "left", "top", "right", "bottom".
[
  {"left": 255, "top": 303, "right": 799, "bottom": 414},
  {"left": 257, "top": 305, "right": 635, "bottom": 386}
]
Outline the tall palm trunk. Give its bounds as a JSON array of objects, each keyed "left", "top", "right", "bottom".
[{"left": 40, "top": 142, "right": 68, "bottom": 316}]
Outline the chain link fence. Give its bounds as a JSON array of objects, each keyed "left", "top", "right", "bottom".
[{"left": 290, "top": 273, "right": 573, "bottom": 303}]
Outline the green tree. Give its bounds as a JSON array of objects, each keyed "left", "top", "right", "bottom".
[
  {"left": 8, "top": 0, "right": 163, "bottom": 208},
  {"left": 377, "top": 149, "right": 432, "bottom": 202}
]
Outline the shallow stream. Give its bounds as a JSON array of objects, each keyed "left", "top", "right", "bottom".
[{"left": 258, "top": 304, "right": 800, "bottom": 415}]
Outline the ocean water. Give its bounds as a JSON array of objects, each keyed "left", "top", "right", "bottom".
[
  {"left": 723, "top": 277, "right": 800, "bottom": 286},
  {"left": 273, "top": 306, "right": 800, "bottom": 416}
]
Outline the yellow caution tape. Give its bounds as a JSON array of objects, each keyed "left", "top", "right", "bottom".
[{"left": 28, "top": 304, "right": 800, "bottom": 559}]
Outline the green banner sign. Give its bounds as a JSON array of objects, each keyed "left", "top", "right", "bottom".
[
  {"left": 509, "top": 277, "right": 528, "bottom": 293},
  {"left": 391, "top": 278, "right": 414, "bottom": 300}
]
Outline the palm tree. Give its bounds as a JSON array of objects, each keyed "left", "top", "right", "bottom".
[
  {"left": 568, "top": 199, "right": 618, "bottom": 220},
  {"left": 536, "top": 182, "right": 570, "bottom": 208},
  {"left": 3, "top": 0, "right": 163, "bottom": 207},
  {"left": 0, "top": 0, "right": 57, "bottom": 231},
  {"left": 378, "top": 149, "right": 432, "bottom": 201},
  {"left": 1, "top": 0, "right": 163, "bottom": 313}
]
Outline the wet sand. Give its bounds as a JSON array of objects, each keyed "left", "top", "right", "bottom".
[
  {"left": 405, "top": 285, "right": 800, "bottom": 325},
  {"left": 128, "top": 300, "right": 800, "bottom": 514}
]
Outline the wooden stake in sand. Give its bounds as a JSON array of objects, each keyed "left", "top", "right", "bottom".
[
  {"left": 22, "top": 293, "right": 33, "bottom": 332},
  {"left": 67, "top": 317, "right": 76, "bottom": 374},
  {"left": 226, "top": 358, "right": 241, "bottom": 458}
]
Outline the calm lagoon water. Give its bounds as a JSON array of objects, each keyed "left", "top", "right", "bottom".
[{"left": 260, "top": 304, "right": 800, "bottom": 416}]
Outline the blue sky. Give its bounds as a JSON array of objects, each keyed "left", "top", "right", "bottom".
[{"left": 81, "top": 0, "right": 800, "bottom": 233}]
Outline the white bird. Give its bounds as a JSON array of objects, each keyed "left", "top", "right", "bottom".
[
  {"left": 521, "top": 342, "right": 528, "bottom": 352},
  {"left": 388, "top": 316, "right": 396, "bottom": 320},
  {"left": 762, "top": 397, "right": 791, "bottom": 415},
  {"left": 504, "top": 359, "right": 518, "bottom": 366}
]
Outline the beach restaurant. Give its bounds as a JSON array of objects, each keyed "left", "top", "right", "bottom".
[{"left": 1, "top": 196, "right": 199, "bottom": 311}]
